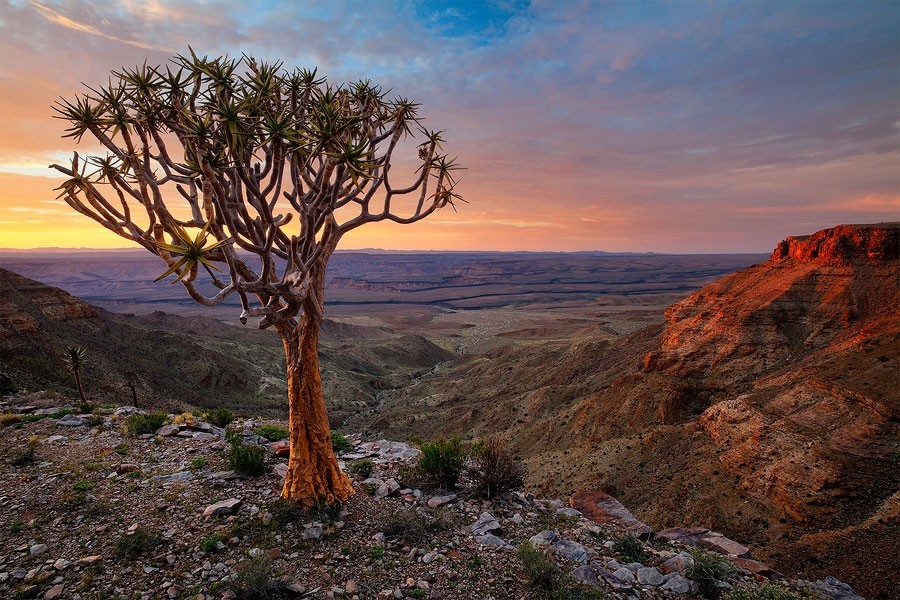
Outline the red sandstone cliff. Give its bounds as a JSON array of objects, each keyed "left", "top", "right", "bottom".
[{"left": 562, "top": 224, "right": 900, "bottom": 596}]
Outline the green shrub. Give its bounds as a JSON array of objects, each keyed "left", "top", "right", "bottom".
[
  {"left": 116, "top": 527, "right": 162, "bottom": 557},
  {"left": 76, "top": 401, "right": 97, "bottom": 414},
  {"left": 10, "top": 521, "right": 23, "bottom": 533},
  {"left": 228, "top": 443, "right": 267, "bottom": 477},
  {"left": 126, "top": 412, "right": 168, "bottom": 435},
  {"left": 517, "top": 541, "right": 565, "bottom": 597},
  {"left": 349, "top": 459, "right": 374, "bottom": 478},
  {"left": 612, "top": 534, "right": 648, "bottom": 563},
  {"left": 418, "top": 436, "right": 466, "bottom": 489},
  {"left": 253, "top": 424, "right": 289, "bottom": 441},
  {"left": 190, "top": 457, "right": 208, "bottom": 471},
  {"left": 9, "top": 436, "right": 38, "bottom": 466},
  {"left": 468, "top": 437, "right": 526, "bottom": 498},
  {"left": 382, "top": 508, "right": 454, "bottom": 544},
  {"left": 516, "top": 541, "right": 606, "bottom": 599},
  {"left": 201, "top": 533, "right": 222, "bottom": 553},
  {"left": 229, "top": 554, "right": 282, "bottom": 600},
  {"left": 725, "top": 583, "right": 810, "bottom": 600},
  {"left": 331, "top": 430, "right": 352, "bottom": 452},
  {"left": 50, "top": 409, "right": 74, "bottom": 419},
  {"left": 368, "top": 545, "right": 385, "bottom": 559},
  {"left": 204, "top": 407, "right": 234, "bottom": 428},
  {"left": 687, "top": 548, "right": 735, "bottom": 598},
  {"left": 72, "top": 481, "right": 93, "bottom": 492}
]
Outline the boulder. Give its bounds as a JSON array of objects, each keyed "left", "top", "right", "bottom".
[
  {"left": 202, "top": 498, "right": 242, "bottom": 517},
  {"left": 569, "top": 490, "right": 652, "bottom": 538},
  {"left": 471, "top": 512, "right": 501, "bottom": 536}
]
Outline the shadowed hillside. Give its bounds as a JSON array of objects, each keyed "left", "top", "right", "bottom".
[{"left": 0, "top": 268, "right": 451, "bottom": 423}]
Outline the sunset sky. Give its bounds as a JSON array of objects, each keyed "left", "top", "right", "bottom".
[{"left": 0, "top": 0, "right": 897, "bottom": 253}]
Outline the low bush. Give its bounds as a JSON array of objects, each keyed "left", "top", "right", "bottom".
[
  {"left": 228, "top": 442, "right": 267, "bottom": 477},
  {"left": 254, "top": 424, "right": 289, "bottom": 442},
  {"left": 190, "top": 457, "right": 208, "bottom": 471},
  {"left": 76, "top": 401, "right": 97, "bottom": 414},
  {"left": 382, "top": 508, "right": 454, "bottom": 544},
  {"left": 349, "top": 459, "right": 374, "bottom": 479},
  {"left": 201, "top": 533, "right": 222, "bottom": 553},
  {"left": 204, "top": 407, "right": 234, "bottom": 428},
  {"left": 418, "top": 436, "right": 466, "bottom": 489},
  {"left": 0, "top": 413, "right": 22, "bottom": 427},
  {"left": 725, "top": 583, "right": 810, "bottom": 600},
  {"left": 468, "top": 437, "right": 526, "bottom": 498},
  {"left": 116, "top": 527, "right": 162, "bottom": 557},
  {"left": 331, "top": 430, "right": 352, "bottom": 452},
  {"left": 517, "top": 541, "right": 606, "bottom": 599},
  {"left": 687, "top": 548, "right": 735, "bottom": 598},
  {"left": 612, "top": 534, "right": 649, "bottom": 564},
  {"left": 517, "top": 541, "right": 564, "bottom": 595},
  {"left": 126, "top": 412, "right": 168, "bottom": 435},
  {"left": 9, "top": 436, "right": 38, "bottom": 466},
  {"left": 229, "top": 554, "right": 282, "bottom": 600}
]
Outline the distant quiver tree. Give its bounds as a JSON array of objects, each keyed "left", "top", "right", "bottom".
[
  {"left": 50, "top": 50, "right": 463, "bottom": 506},
  {"left": 63, "top": 345, "right": 88, "bottom": 405}
]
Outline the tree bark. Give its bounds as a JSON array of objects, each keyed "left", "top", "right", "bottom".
[
  {"left": 276, "top": 276, "right": 353, "bottom": 506},
  {"left": 73, "top": 369, "right": 87, "bottom": 405}
]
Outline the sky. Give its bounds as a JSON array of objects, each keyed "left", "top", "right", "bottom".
[{"left": 0, "top": 0, "right": 897, "bottom": 253}]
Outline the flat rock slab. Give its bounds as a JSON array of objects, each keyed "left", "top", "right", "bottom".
[
  {"left": 203, "top": 498, "right": 242, "bottom": 517},
  {"left": 156, "top": 424, "right": 180, "bottom": 437},
  {"left": 471, "top": 512, "right": 501, "bottom": 536},
  {"left": 426, "top": 494, "right": 456, "bottom": 508},
  {"left": 148, "top": 471, "right": 193, "bottom": 484},
  {"left": 570, "top": 490, "right": 653, "bottom": 538},
  {"left": 270, "top": 441, "right": 290, "bottom": 457},
  {"left": 657, "top": 527, "right": 752, "bottom": 558},
  {"left": 731, "top": 557, "right": 779, "bottom": 578}
]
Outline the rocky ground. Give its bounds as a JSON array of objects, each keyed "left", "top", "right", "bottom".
[{"left": 0, "top": 394, "right": 865, "bottom": 600}]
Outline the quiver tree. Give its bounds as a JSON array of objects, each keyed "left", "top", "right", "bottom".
[
  {"left": 50, "top": 50, "right": 463, "bottom": 506},
  {"left": 63, "top": 345, "right": 88, "bottom": 405}
]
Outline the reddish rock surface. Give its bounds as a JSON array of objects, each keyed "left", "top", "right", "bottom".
[
  {"left": 570, "top": 490, "right": 653, "bottom": 538},
  {"left": 564, "top": 223, "right": 899, "bottom": 598},
  {"left": 770, "top": 223, "right": 899, "bottom": 266}
]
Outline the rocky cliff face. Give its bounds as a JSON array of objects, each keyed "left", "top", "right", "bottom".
[
  {"left": 382, "top": 224, "right": 899, "bottom": 597},
  {"left": 0, "top": 268, "right": 96, "bottom": 336},
  {"left": 770, "top": 223, "right": 899, "bottom": 265},
  {"left": 562, "top": 224, "right": 900, "bottom": 597}
]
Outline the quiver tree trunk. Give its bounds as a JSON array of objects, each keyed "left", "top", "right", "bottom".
[
  {"left": 276, "top": 267, "right": 353, "bottom": 506},
  {"left": 73, "top": 369, "right": 87, "bottom": 405}
]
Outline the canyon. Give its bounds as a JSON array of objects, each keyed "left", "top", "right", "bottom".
[{"left": 1, "top": 223, "right": 897, "bottom": 597}]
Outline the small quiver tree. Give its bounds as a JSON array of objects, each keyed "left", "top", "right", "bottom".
[
  {"left": 50, "top": 51, "right": 463, "bottom": 507},
  {"left": 63, "top": 345, "right": 88, "bottom": 405}
]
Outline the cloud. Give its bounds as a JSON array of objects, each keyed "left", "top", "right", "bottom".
[
  {"left": 0, "top": 0, "right": 896, "bottom": 252},
  {"left": 28, "top": 1, "right": 171, "bottom": 51}
]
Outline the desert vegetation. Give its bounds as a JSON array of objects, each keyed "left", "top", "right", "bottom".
[{"left": 51, "top": 49, "right": 461, "bottom": 506}]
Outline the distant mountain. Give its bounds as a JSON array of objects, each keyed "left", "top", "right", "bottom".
[
  {"left": 0, "top": 268, "right": 452, "bottom": 423},
  {"left": 368, "top": 223, "right": 900, "bottom": 598},
  {"left": 0, "top": 250, "right": 764, "bottom": 317}
]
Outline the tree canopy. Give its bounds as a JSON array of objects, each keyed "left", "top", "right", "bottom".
[
  {"left": 51, "top": 50, "right": 463, "bottom": 505},
  {"left": 51, "top": 49, "right": 462, "bottom": 329}
]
